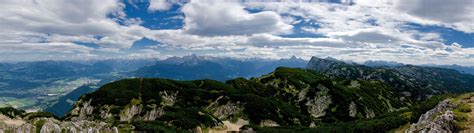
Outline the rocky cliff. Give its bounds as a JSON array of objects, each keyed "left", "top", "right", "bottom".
[
  {"left": 0, "top": 108, "right": 118, "bottom": 133},
  {"left": 406, "top": 93, "right": 474, "bottom": 132},
  {"left": 307, "top": 57, "right": 474, "bottom": 100},
  {"left": 407, "top": 99, "right": 457, "bottom": 132}
]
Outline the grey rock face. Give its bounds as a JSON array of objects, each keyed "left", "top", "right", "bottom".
[
  {"left": 160, "top": 91, "right": 178, "bottom": 106},
  {"left": 260, "top": 120, "right": 280, "bottom": 127},
  {"left": 142, "top": 105, "right": 164, "bottom": 121},
  {"left": 16, "top": 123, "right": 34, "bottom": 133},
  {"left": 349, "top": 101, "right": 357, "bottom": 117},
  {"left": 70, "top": 99, "right": 94, "bottom": 120},
  {"left": 70, "top": 91, "right": 179, "bottom": 122},
  {"left": 40, "top": 119, "right": 61, "bottom": 133},
  {"left": 297, "top": 82, "right": 310, "bottom": 102},
  {"left": 364, "top": 107, "right": 375, "bottom": 118},
  {"left": 0, "top": 117, "right": 116, "bottom": 133},
  {"left": 99, "top": 105, "right": 114, "bottom": 120},
  {"left": 407, "top": 99, "right": 457, "bottom": 132},
  {"left": 305, "top": 84, "right": 332, "bottom": 118},
  {"left": 120, "top": 104, "right": 142, "bottom": 122},
  {"left": 209, "top": 102, "right": 243, "bottom": 120}
]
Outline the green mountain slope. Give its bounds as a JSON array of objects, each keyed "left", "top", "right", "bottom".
[
  {"left": 67, "top": 67, "right": 410, "bottom": 131},
  {"left": 44, "top": 85, "right": 98, "bottom": 117},
  {"left": 307, "top": 57, "right": 474, "bottom": 100},
  {"left": 3, "top": 57, "right": 472, "bottom": 132}
]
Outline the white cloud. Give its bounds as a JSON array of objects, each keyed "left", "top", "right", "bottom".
[
  {"left": 247, "top": 34, "right": 347, "bottom": 47},
  {"left": 96, "top": 25, "right": 150, "bottom": 49},
  {"left": 0, "top": 0, "right": 124, "bottom": 36},
  {"left": 327, "top": 29, "right": 399, "bottom": 44},
  {"left": 394, "top": 0, "right": 474, "bottom": 33},
  {"left": 0, "top": 0, "right": 152, "bottom": 53},
  {"left": 48, "top": 35, "right": 99, "bottom": 43},
  {"left": 238, "top": 1, "right": 474, "bottom": 65},
  {"left": 0, "top": 42, "right": 93, "bottom": 54},
  {"left": 181, "top": 0, "right": 292, "bottom": 36},
  {"left": 148, "top": 0, "right": 173, "bottom": 11},
  {"left": 0, "top": 0, "right": 472, "bottom": 66},
  {"left": 146, "top": 29, "right": 248, "bottom": 49},
  {"left": 351, "top": 0, "right": 474, "bottom": 33}
]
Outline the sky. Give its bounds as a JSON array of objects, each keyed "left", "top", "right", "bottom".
[{"left": 0, "top": 0, "right": 473, "bottom": 66}]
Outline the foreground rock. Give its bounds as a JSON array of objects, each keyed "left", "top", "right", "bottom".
[
  {"left": 407, "top": 99, "right": 457, "bottom": 132},
  {"left": 0, "top": 112, "right": 117, "bottom": 133}
]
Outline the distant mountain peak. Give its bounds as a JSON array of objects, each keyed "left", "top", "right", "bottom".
[
  {"left": 307, "top": 56, "right": 354, "bottom": 72},
  {"left": 307, "top": 56, "right": 474, "bottom": 99},
  {"left": 161, "top": 54, "right": 216, "bottom": 65},
  {"left": 363, "top": 60, "right": 404, "bottom": 67},
  {"left": 290, "top": 55, "right": 297, "bottom": 60}
]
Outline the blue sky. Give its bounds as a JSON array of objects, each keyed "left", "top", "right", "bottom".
[
  {"left": 405, "top": 23, "right": 474, "bottom": 48},
  {"left": 121, "top": 1, "right": 184, "bottom": 30},
  {"left": 0, "top": 0, "right": 472, "bottom": 66}
]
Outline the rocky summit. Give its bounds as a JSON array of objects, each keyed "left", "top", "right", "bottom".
[
  {"left": 0, "top": 107, "right": 118, "bottom": 133},
  {"left": 307, "top": 57, "right": 474, "bottom": 100}
]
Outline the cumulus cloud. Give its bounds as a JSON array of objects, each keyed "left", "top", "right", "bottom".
[
  {"left": 0, "top": 0, "right": 123, "bottom": 36},
  {"left": 396, "top": 0, "right": 472, "bottom": 23},
  {"left": 240, "top": 1, "right": 474, "bottom": 65},
  {"left": 394, "top": 0, "right": 474, "bottom": 33},
  {"left": 182, "top": 0, "right": 292, "bottom": 36},
  {"left": 148, "top": 0, "right": 173, "bottom": 11},
  {"left": 351, "top": 0, "right": 474, "bottom": 33},
  {"left": 0, "top": 0, "right": 151, "bottom": 53},
  {"left": 327, "top": 29, "right": 399, "bottom": 44},
  {"left": 0, "top": 0, "right": 472, "bottom": 66},
  {"left": 247, "top": 34, "right": 347, "bottom": 47},
  {"left": 0, "top": 42, "right": 93, "bottom": 54}
]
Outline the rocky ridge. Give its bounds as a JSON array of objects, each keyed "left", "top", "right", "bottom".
[
  {"left": 307, "top": 57, "right": 474, "bottom": 100},
  {"left": 407, "top": 99, "right": 457, "bottom": 132},
  {"left": 0, "top": 110, "right": 118, "bottom": 133}
]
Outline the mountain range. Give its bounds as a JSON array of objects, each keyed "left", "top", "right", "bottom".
[
  {"left": 362, "top": 60, "right": 474, "bottom": 75},
  {"left": 0, "top": 59, "right": 157, "bottom": 111},
  {"left": 1, "top": 56, "right": 474, "bottom": 132},
  {"left": 310, "top": 57, "right": 474, "bottom": 100},
  {"left": 132, "top": 55, "right": 307, "bottom": 81},
  {"left": 0, "top": 55, "right": 306, "bottom": 117}
]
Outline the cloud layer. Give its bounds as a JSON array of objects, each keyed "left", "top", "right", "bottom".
[
  {"left": 182, "top": 0, "right": 292, "bottom": 36},
  {"left": 0, "top": 0, "right": 472, "bottom": 66},
  {"left": 395, "top": 0, "right": 474, "bottom": 33}
]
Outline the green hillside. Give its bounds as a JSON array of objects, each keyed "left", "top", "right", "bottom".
[{"left": 67, "top": 67, "right": 414, "bottom": 132}]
